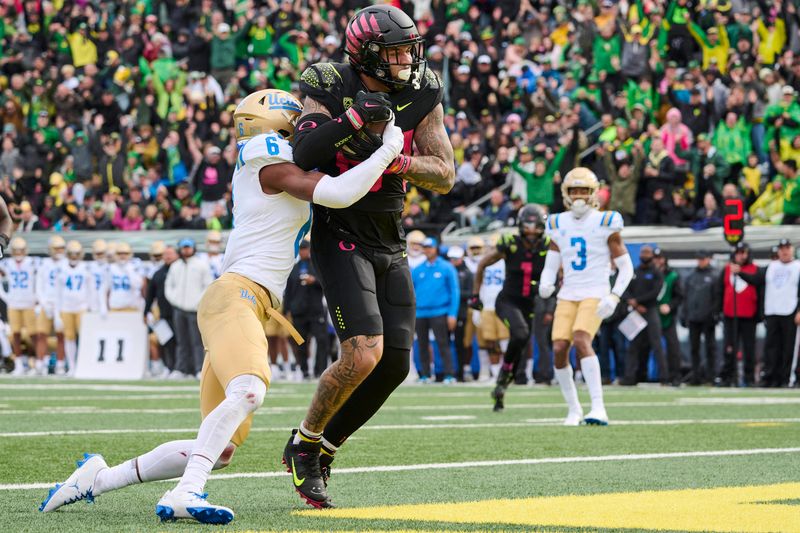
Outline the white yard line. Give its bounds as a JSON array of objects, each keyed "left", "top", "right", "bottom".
[
  {"left": 3, "top": 446, "right": 799, "bottom": 491},
  {"left": 1, "top": 417, "right": 798, "bottom": 438},
  {"left": 3, "top": 396, "right": 799, "bottom": 416}
]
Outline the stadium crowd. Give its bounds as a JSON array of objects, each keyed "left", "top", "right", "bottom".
[{"left": 1, "top": 0, "right": 800, "bottom": 236}]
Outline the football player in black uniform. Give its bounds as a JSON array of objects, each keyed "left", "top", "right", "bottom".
[
  {"left": 469, "top": 205, "right": 549, "bottom": 411},
  {"left": 283, "top": 4, "right": 454, "bottom": 508}
]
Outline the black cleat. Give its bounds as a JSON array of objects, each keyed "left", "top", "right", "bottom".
[
  {"left": 282, "top": 432, "right": 334, "bottom": 509},
  {"left": 491, "top": 386, "right": 505, "bottom": 412},
  {"left": 319, "top": 452, "right": 334, "bottom": 486}
]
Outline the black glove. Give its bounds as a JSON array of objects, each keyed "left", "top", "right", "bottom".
[
  {"left": 467, "top": 294, "right": 483, "bottom": 310},
  {"left": 350, "top": 90, "right": 393, "bottom": 124},
  {"left": 341, "top": 127, "right": 383, "bottom": 162},
  {"left": 0, "top": 233, "right": 7, "bottom": 260}
]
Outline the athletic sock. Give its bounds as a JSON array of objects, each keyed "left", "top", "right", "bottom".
[
  {"left": 490, "top": 363, "right": 501, "bottom": 378},
  {"left": 320, "top": 436, "right": 339, "bottom": 457},
  {"left": 554, "top": 365, "right": 582, "bottom": 414},
  {"left": 580, "top": 355, "right": 606, "bottom": 413},
  {"left": 93, "top": 460, "right": 139, "bottom": 496},
  {"left": 65, "top": 340, "right": 77, "bottom": 373},
  {"left": 174, "top": 375, "right": 265, "bottom": 495},
  {"left": 294, "top": 421, "right": 322, "bottom": 444}
]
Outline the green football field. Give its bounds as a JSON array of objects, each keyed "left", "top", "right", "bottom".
[{"left": 2, "top": 377, "right": 800, "bottom": 532}]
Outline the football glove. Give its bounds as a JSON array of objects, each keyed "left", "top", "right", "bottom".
[
  {"left": 340, "top": 128, "right": 383, "bottom": 161},
  {"left": 345, "top": 90, "right": 393, "bottom": 129},
  {"left": 467, "top": 294, "right": 483, "bottom": 310},
  {"left": 596, "top": 294, "right": 620, "bottom": 320},
  {"left": 538, "top": 283, "right": 555, "bottom": 299}
]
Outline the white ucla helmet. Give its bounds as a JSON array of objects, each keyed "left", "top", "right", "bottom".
[{"left": 561, "top": 167, "right": 599, "bottom": 218}]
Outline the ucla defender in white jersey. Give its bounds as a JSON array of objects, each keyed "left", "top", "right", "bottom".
[
  {"left": 55, "top": 241, "right": 103, "bottom": 375},
  {"left": 41, "top": 89, "right": 404, "bottom": 524},
  {"left": 0, "top": 238, "right": 38, "bottom": 374},
  {"left": 539, "top": 168, "right": 633, "bottom": 426}
]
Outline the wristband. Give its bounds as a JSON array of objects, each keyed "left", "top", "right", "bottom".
[
  {"left": 387, "top": 154, "right": 412, "bottom": 175},
  {"left": 344, "top": 107, "right": 364, "bottom": 130}
]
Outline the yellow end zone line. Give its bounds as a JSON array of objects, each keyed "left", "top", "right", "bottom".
[{"left": 3, "top": 446, "right": 800, "bottom": 492}]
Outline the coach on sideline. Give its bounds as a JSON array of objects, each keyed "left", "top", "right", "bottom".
[{"left": 165, "top": 238, "right": 213, "bottom": 378}]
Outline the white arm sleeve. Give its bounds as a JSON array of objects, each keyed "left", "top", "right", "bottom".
[
  {"left": 312, "top": 116, "right": 405, "bottom": 209},
  {"left": 540, "top": 250, "right": 561, "bottom": 288},
  {"left": 611, "top": 253, "right": 633, "bottom": 297}
]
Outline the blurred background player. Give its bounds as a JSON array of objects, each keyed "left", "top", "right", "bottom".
[
  {"left": 202, "top": 231, "right": 225, "bottom": 280},
  {"left": 145, "top": 245, "right": 178, "bottom": 378},
  {"left": 55, "top": 241, "right": 102, "bottom": 376},
  {"left": 470, "top": 205, "right": 549, "bottom": 411},
  {"left": 446, "top": 245, "right": 475, "bottom": 382},
  {"left": 89, "top": 240, "right": 110, "bottom": 314},
  {"left": 0, "top": 238, "right": 37, "bottom": 374},
  {"left": 285, "top": 239, "right": 330, "bottom": 379},
  {"left": 106, "top": 242, "right": 144, "bottom": 313},
  {"left": 165, "top": 238, "right": 212, "bottom": 379},
  {"left": 539, "top": 168, "right": 633, "bottom": 426},
  {"left": 39, "top": 88, "right": 403, "bottom": 521},
  {"left": 406, "top": 230, "right": 427, "bottom": 270},
  {"left": 475, "top": 234, "right": 508, "bottom": 380},
  {"left": 143, "top": 241, "right": 166, "bottom": 281},
  {"left": 35, "top": 236, "right": 67, "bottom": 375}
]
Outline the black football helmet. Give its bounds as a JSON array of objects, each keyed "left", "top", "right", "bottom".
[
  {"left": 344, "top": 4, "right": 427, "bottom": 91},
  {"left": 518, "top": 204, "right": 546, "bottom": 243}
]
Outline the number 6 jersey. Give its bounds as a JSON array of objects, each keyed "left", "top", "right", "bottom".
[{"left": 545, "top": 210, "right": 623, "bottom": 301}]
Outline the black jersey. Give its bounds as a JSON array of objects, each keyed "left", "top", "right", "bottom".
[
  {"left": 298, "top": 62, "right": 443, "bottom": 252},
  {"left": 496, "top": 233, "right": 549, "bottom": 301}
]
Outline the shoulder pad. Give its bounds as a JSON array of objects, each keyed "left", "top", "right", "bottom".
[
  {"left": 424, "top": 68, "right": 442, "bottom": 91},
  {"left": 600, "top": 210, "right": 624, "bottom": 231},
  {"left": 300, "top": 63, "right": 344, "bottom": 92},
  {"left": 239, "top": 134, "right": 294, "bottom": 170}
]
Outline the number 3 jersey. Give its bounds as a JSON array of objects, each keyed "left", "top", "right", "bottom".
[
  {"left": 495, "top": 233, "right": 549, "bottom": 301},
  {"left": 545, "top": 209, "right": 623, "bottom": 301},
  {"left": 221, "top": 133, "right": 311, "bottom": 304}
]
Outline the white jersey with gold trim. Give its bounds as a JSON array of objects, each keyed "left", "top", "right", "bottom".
[
  {"left": 107, "top": 262, "right": 144, "bottom": 310},
  {"left": 2, "top": 257, "right": 37, "bottom": 309},
  {"left": 221, "top": 133, "right": 311, "bottom": 304},
  {"left": 55, "top": 262, "right": 94, "bottom": 313},
  {"left": 545, "top": 209, "right": 623, "bottom": 301},
  {"left": 36, "top": 257, "right": 67, "bottom": 310}
]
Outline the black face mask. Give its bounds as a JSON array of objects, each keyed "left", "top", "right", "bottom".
[{"left": 640, "top": 256, "right": 652, "bottom": 265}]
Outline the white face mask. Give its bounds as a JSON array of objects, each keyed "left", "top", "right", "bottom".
[
  {"left": 208, "top": 244, "right": 221, "bottom": 254},
  {"left": 53, "top": 252, "right": 65, "bottom": 260},
  {"left": 571, "top": 199, "right": 590, "bottom": 218}
]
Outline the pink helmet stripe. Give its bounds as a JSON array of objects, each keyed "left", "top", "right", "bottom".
[
  {"left": 368, "top": 14, "right": 380, "bottom": 33},
  {"left": 349, "top": 17, "right": 364, "bottom": 40}
]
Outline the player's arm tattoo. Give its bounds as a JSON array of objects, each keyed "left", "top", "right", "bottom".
[
  {"left": 473, "top": 249, "right": 504, "bottom": 296},
  {"left": 302, "top": 334, "right": 382, "bottom": 432},
  {"left": 405, "top": 104, "right": 455, "bottom": 193},
  {"left": 607, "top": 232, "right": 627, "bottom": 258},
  {"left": 299, "top": 96, "right": 332, "bottom": 119}
]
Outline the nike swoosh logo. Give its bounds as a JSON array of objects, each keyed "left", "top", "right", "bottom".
[
  {"left": 364, "top": 103, "right": 380, "bottom": 108},
  {"left": 291, "top": 458, "right": 305, "bottom": 487},
  {"left": 397, "top": 102, "right": 413, "bottom": 111}
]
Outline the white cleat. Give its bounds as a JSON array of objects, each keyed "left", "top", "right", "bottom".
[
  {"left": 563, "top": 410, "right": 583, "bottom": 426},
  {"left": 155, "top": 490, "right": 234, "bottom": 525},
  {"left": 39, "top": 453, "right": 108, "bottom": 512},
  {"left": 584, "top": 408, "right": 609, "bottom": 426}
]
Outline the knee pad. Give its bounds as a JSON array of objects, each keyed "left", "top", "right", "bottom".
[
  {"left": 225, "top": 374, "right": 267, "bottom": 414},
  {"left": 510, "top": 327, "right": 531, "bottom": 344}
]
